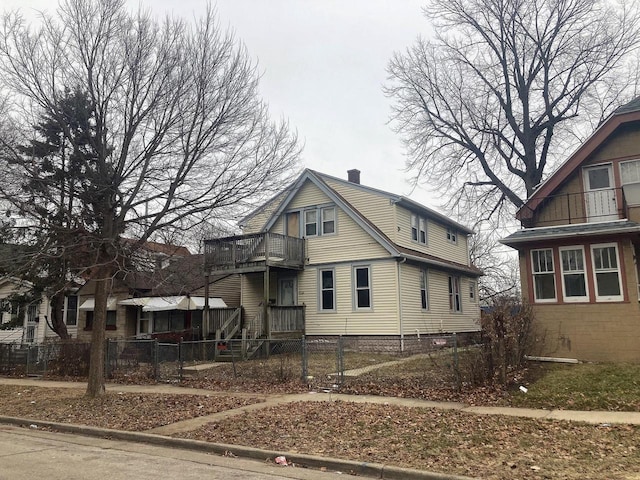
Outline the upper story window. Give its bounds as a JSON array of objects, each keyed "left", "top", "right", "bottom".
[
  {"left": 559, "top": 247, "right": 588, "bottom": 302},
  {"left": 591, "top": 243, "right": 623, "bottom": 302},
  {"left": 321, "top": 207, "right": 335, "bottom": 235},
  {"left": 304, "top": 210, "right": 318, "bottom": 236},
  {"left": 531, "top": 248, "right": 556, "bottom": 302},
  {"left": 411, "top": 214, "right": 427, "bottom": 245},
  {"left": 447, "top": 228, "right": 457, "bottom": 244},
  {"left": 303, "top": 206, "right": 336, "bottom": 237}
]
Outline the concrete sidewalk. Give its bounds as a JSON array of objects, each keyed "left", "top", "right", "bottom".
[{"left": 2, "top": 376, "right": 640, "bottom": 429}]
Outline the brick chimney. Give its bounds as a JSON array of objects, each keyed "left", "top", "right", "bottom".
[{"left": 347, "top": 169, "right": 361, "bottom": 184}]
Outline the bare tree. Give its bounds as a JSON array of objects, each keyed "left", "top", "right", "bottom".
[
  {"left": 0, "top": 0, "right": 300, "bottom": 397},
  {"left": 387, "top": 0, "right": 640, "bottom": 222}
]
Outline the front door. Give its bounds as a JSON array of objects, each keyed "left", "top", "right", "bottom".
[
  {"left": 583, "top": 165, "right": 618, "bottom": 222},
  {"left": 278, "top": 277, "right": 297, "bottom": 306}
]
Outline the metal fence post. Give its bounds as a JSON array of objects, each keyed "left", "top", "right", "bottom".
[
  {"left": 453, "top": 333, "right": 461, "bottom": 391},
  {"left": 153, "top": 340, "right": 159, "bottom": 381},
  {"left": 336, "top": 336, "right": 344, "bottom": 385},
  {"left": 178, "top": 340, "right": 183, "bottom": 382},
  {"left": 301, "top": 335, "right": 307, "bottom": 381},
  {"left": 104, "top": 339, "right": 110, "bottom": 379},
  {"left": 26, "top": 345, "right": 31, "bottom": 376}
]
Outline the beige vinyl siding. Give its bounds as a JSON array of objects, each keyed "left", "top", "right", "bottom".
[
  {"left": 243, "top": 191, "right": 288, "bottom": 234},
  {"left": 399, "top": 264, "right": 479, "bottom": 334},
  {"left": 274, "top": 180, "right": 390, "bottom": 264},
  {"left": 192, "top": 275, "right": 241, "bottom": 307},
  {"left": 395, "top": 207, "right": 470, "bottom": 265},
  {"left": 324, "top": 178, "right": 397, "bottom": 242},
  {"left": 240, "top": 272, "right": 264, "bottom": 325},
  {"left": 301, "top": 259, "right": 400, "bottom": 335}
]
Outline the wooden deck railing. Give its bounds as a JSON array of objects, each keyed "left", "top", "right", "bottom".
[
  {"left": 269, "top": 305, "right": 305, "bottom": 332},
  {"left": 204, "top": 232, "right": 305, "bottom": 272}
]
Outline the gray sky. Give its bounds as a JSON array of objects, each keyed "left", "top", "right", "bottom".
[{"left": 6, "top": 0, "right": 435, "bottom": 206}]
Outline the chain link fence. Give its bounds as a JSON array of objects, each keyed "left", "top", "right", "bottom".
[{"left": 0, "top": 335, "right": 465, "bottom": 390}]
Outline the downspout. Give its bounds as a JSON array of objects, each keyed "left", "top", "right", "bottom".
[{"left": 397, "top": 256, "right": 407, "bottom": 352}]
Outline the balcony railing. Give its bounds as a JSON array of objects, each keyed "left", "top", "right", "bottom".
[
  {"left": 270, "top": 305, "right": 305, "bottom": 333},
  {"left": 520, "top": 187, "right": 626, "bottom": 227},
  {"left": 204, "top": 232, "right": 305, "bottom": 273}
]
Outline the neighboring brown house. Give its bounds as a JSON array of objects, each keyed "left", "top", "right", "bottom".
[
  {"left": 502, "top": 97, "right": 640, "bottom": 362},
  {"left": 75, "top": 244, "right": 239, "bottom": 342}
]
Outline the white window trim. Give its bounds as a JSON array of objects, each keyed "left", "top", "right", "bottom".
[
  {"left": 321, "top": 206, "right": 336, "bottom": 236},
  {"left": 411, "top": 214, "right": 428, "bottom": 245},
  {"left": 469, "top": 280, "right": 476, "bottom": 303},
  {"left": 447, "top": 228, "right": 457, "bottom": 245},
  {"left": 531, "top": 248, "right": 557, "bottom": 303},
  {"left": 64, "top": 295, "right": 79, "bottom": 326},
  {"left": 559, "top": 246, "right": 589, "bottom": 303},
  {"left": 318, "top": 268, "right": 336, "bottom": 312},
  {"left": 353, "top": 265, "right": 372, "bottom": 310},
  {"left": 590, "top": 242, "right": 624, "bottom": 302},
  {"left": 448, "top": 275, "right": 462, "bottom": 313},
  {"left": 420, "top": 269, "right": 429, "bottom": 311},
  {"left": 304, "top": 209, "right": 318, "bottom": 237}
]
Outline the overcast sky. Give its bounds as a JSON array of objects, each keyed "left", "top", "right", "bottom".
[{"left": 6, "top": 0, "right": 436, "bottom": 207}]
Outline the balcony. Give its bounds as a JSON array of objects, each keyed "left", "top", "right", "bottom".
[
  {"left": 204, "top": 232, "right": 305, "bottom": 274},
  {"left": 520, "top": 187, "right": 627, "bottom": 227}
]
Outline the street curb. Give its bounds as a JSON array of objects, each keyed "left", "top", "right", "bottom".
[{"left": 0, "top": 416, "right": 475, "bottom": 480}]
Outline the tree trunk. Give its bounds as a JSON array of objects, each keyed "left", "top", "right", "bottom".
[
  {"left": 49, "top": 294, "right": 70, "bottom": 340},
  {"left": 86, "top": 267, "right": 111, "bottom": 397}
]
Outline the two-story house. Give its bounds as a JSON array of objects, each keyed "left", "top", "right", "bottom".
[
  {"left": 502, "top": 98, "right": 640, "bottom": 362},
  {"left": 204, "top": 168, "right": 481, "bottom": 352}
]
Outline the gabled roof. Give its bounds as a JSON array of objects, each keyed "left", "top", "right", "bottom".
[
  {"left": 501, "top": 220, "right": 640, "bottom": 247},
  {"left": 517, "top": 97, "right": 640, "bottom": 219},
  {"left": 257, "top": 169, "right": 481, "bottom": 277}
]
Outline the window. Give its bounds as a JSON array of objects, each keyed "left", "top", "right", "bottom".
[
  {"left": 420, "top": 270, "right": 429, "bottom": 310},
  {"left": 447, "top": 228, "right": 457, "bottom": 244},
  {"left": 448, "top": 276, "right": 461, "bottom": 312},
  {"left": 153, "top": 310, "right": 186, "bottom": 332},
  {"left": 319, "top": 269, "right": 335, "bottom": 311},
  {"left": 354, "top": 266, "right": 371, "bottom": 309},
  {"left": 321, "top": 207, "right": 336, "bottom": 235},
  {"left": 411, "top": 215, "right": 418, "bottom": 242},
  {"left": 531, "top": 249, "right": 556, "bottom": 302},
  {"left": 304, "top": 210, "right": 318, "bottom": 236},
  {"left": 591, "top": 243, "right": 623, "bottom": 301},
  {"left": 65, "top": 295, "right": 78, "bottom": 326},
  {"left": 27, "top": 304, "right": 38, "bottom": 323},
  {"left": 620, "top": 159, "right": 640, "bottom": 185},
  {"left": 469, "top": 281, "right": 476, "bottom": 302},
  {"left": 85, "top": 311, "right": 117, "bottom": 330},
  {"left": 559, "top": 247, "right": 588, "bottom": 302},
  {"left": 411, "top": 214, "right": 427, "bottom": 244}
]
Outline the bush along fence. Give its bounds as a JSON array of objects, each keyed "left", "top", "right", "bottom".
[{"left": 0, "top": 334, "right": 469, "bottom": 389}]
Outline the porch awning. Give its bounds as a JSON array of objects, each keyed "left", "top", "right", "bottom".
[
  {"left": 118, "top": 296, "right": 227, "bottom": 312},
  {"left": 78, "top": 297, "right": 118, "bottom": 311}
]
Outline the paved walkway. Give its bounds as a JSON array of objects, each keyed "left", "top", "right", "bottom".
[{"left": 2, "top": 377, "right": 640, "bottom": 433}]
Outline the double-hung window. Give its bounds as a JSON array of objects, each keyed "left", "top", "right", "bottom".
[
  {"left": 354, "top": 266, "right": 371, "bottom": 309},
  {"left": 447, "top": 228, "right": 457, "bottom": 244},
  {"left": 321, "top": 207, "right": 335, "bottom": 235},
  {"left": 448, "top": 276, "right": 461, "bottom": 312},
  {"left": 411, "top": 214, "right": 427, "bottom": 244},
  {"left": 531, "top": 249, "right": 556, "bottom": 302},
  {"left": 420, "top": 269, "right": 429, "bottom": 310},
  {"left": 319, "top": 269, "right": 335, "bottom": 311},
  {"left": 65, "top": 295, "right": 78, "bottom": 326},
  {"left": 469, "top": 281, "right": 476, "bottom": 302},
  {"left": 559, "top": 247, "right": 588, "bottom": 302},
  {"left": 591, "top": 243, "right": 623, "bottom": 301},
  {"left": 304, "top": 210, "right": 318, "bottom": 236}
]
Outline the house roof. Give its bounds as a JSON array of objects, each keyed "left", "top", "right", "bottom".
[
  {"left": 517, "top": 97, "right": 640, "bottom": 219},
  {"left": 500, "top": 220, "right": 640, "bottom": 247},
  {"left": 258, "top": 169, "right": 481, "bottom": 277}
]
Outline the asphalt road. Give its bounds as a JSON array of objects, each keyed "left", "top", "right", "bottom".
[{"left": 0, "top": 425, "right": 347, "bottom": 480}]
